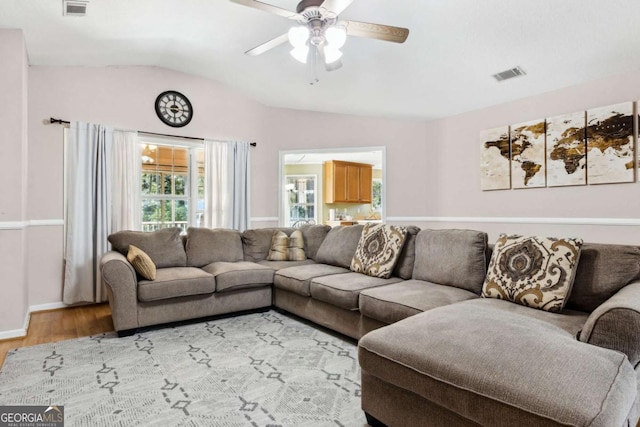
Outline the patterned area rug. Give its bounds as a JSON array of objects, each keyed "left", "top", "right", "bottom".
[{"left": 0, "top": 311, "right": 366, "bottom": 426}]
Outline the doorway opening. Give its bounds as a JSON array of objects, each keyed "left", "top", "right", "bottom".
[{"left": 279, "top": 147, "right": 385, "bottom": 227}]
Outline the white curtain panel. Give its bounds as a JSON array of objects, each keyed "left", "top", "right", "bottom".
[
  {"left": 111, "top": 130, "right": 141, "bottom": 232},
  {"left": 204, "top": 140, "right": 250, "bottom": 230},
  {"left": 63, "top": 123, "right": 140, "bottom": 304}
]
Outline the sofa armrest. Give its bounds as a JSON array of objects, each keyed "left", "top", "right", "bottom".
[
  {"left": 100, "top": 251, "right": 139, "bottom": 332},
  {"left": 579, "top": 280, "right": 640, "bottom": 367}
]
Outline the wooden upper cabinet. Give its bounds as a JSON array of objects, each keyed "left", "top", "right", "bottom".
[{"left": 324, "top": 160, "right": 373, "bottom": 203}]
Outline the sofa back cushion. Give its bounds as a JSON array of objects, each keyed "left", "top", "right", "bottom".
[
  {"left": 108, "top": 227, "right": 186, "bottom": 268},
  {"left": 315, "top": 225, "right": 364, "bottom": 268},
  {"left": 242, "top": 228, "right": 294, "bottom": 262},
  {"left": 567, "top": 243, "right": 640, "bottom": 312},
  {"left": 299, "top": 224, "right": 331, "bottom": 260},
  {"left": 392, "top": 225, "right": 420, "bottom": 279},
  {"left": 185, "top": 227, "right": 244, "bottom": 267},
  {"left": 412, "top": 229, "right": 488, "bottom": 294}
]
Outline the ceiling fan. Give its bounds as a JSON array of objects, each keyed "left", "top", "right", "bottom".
[{"left": 230, "top": 0, "right": 409, "bottom": 78}]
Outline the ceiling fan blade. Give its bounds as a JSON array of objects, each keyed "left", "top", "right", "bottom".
[
  {"left": 344, "top": 20, "right": 409, "bottom": 43},
  {"left": 320, "top": 0, "right": 355, "bottom": 15},
  {"left": 245, "top": 33, "right": 290, "bottom": 56},
  {"left": 230, "top": 0, "right": 301, "bottom": 20},
  {"left": 325, "top": 58, "right": 343, "bottom": 72}
]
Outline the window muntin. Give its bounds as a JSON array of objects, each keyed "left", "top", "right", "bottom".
[{"left": 140, "top": 143, "right": 204, "bottom": 232}]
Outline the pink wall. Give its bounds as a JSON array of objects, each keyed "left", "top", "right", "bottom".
[
  {"left": 409, "top": 70, "right": 640, "bottom": 244},
  {"left": 0, "top": 29, "right": 29, "bottom": 334},
  {"left": 0, "top": 30, "right": 638, "bottom": 335}
]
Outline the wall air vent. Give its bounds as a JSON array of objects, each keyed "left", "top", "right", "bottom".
[
  {"left": 63, "top": 0, "right": 88, "bottom": 17},
  {"left": 493, "top": 66, "right": 526, "bottom": 82}
]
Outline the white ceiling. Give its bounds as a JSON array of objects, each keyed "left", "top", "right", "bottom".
[
  {"left": 3, "top": 0, "right": 640, "bottom": 120},
  {"left": 284, "top": 149, "right": 383, "bottom": 169}
]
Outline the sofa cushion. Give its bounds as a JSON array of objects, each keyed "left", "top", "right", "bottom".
[
  {"left": 274, "top": 264, "right": 350, "bottom": 296},
  {"left": 359, "top": 279, "right": 478, "bottom": 324},
  {"left": 462, "top": 298, "right": 588, "bottom": 337},
  {"left": 137, "top": 267, "right": 215, "bottom": 301},
  {"left": 315, "top": 225, "right": 364, "bottom": 268},
  {"left": 185, "top": 227, "right": 244, "bottom": 267},
  {"left": 568, "top": 243, "right": 640, "bottom": 312},
  {"left": 267, "top": 230, "right": 306, "bottom": 261},
  {"left": 392, "top": 226, "right": 420, "bottom": 280},
  {"left": 127, "top": 245, "right": 156, "bottom": 280},
  {"left": 358, "top": 303, "right": 637, "bottom": 427},
  {"left": 242, "top": 228, "right": 294, "bottom": 262},
  {"left": 299, "top": 224, "right": 331, "bottom": 260},
  {"left": 109, "top": 227, "right": 186, "bottom": 268},
  {"left": 412, "top": 229, "right": 488, "bottom": 294},
  {"left": 351, "top": 224, "right": 408, "bottom": 279},
  {"left": 310, "top": 272, "right": 403, "bottom": 311},
  {"left": 202, "top": 261, "right": 274, "bottom": 293},
  {"left": 482, "top": 234, "right": 583, "bottom": 313},
  {"left": 257, "top": 259, "right": 317, "bottom": 271}
]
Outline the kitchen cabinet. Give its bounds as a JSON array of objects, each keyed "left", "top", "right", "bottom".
[{"left": 324, "top": 160, "right": 373, "bottom": 203}]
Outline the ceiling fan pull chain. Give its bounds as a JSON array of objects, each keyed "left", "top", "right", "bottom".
[{"left": 309, "top": 46, "right": 320, "bottom": 85}]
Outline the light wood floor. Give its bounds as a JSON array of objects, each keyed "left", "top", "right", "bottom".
[{"left": 0, "top": 303, "right": 113, "bottom": 368}]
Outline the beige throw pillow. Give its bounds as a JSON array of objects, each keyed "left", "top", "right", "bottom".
[
  {"left": 127, "top": 244, "right": 157, "bottom": 280},
  {"left": 351, "top": 224, "right": 408, "bottom": 279},
  {"left": 267, "top": 230, "right": 306, "bottom": 261},
  {"left": 482, "top": 234, "right": 583, "bottom": 313}
]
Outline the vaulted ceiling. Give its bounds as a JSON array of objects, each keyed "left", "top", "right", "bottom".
[{"left": 3, "top": 0, "right": 640, "bottom": 119}]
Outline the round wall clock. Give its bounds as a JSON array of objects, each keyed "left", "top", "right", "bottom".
[{"left": 155, "top": 90, "right": 193, "bottom": 127}]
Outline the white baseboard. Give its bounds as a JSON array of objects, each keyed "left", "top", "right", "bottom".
[
  {"left": 0, "top": 302, "right": 68, "bottom": 341},
  {"left": 0, "top": 327, "right": 27, "bottom": 340}
]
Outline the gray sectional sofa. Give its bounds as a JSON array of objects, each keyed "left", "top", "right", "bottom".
[{"left": 100, "top": 224, "right": 640, "bottom": 427}]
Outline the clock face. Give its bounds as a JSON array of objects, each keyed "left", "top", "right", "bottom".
[{"left": 155, "top": 91, "right": 193, "bottom": 127}]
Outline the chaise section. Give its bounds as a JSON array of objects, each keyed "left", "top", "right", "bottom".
[
  {"left": 359, "top": 279, "right": 479, "bottom": 325},
  {"left": 359, "top": 303, "right": 637, "bottom": 427},
  {"left": 310, "top": 273, "right": 403, "bottom": 311},
  {"left": 274, "top": 264, "right": 350, "bottom": 296},
  {"left": 137, "top": 267, "right": 216, "bottom": 301},
  {"left": 202, "top": 261, "right": 274, "bottom": 292}
]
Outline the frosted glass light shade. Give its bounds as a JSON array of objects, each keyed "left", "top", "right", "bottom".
[
  {"left": 324, "top": 47, "right": 343, "bottom": 64},
  {"left": 290, "top": 46, "right": 309, "bottom": 63},
  {"left": 325, "top": 26, "right": 347, "bottom": 49},
  {"left": 288, "top": 26, "right": 309, "bottom": 48}
]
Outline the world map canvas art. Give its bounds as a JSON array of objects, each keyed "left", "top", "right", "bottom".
[
  {"left": 480, "top": 126, "right": 511, "bottom": 190},
  {"left": 546, "top": 111, "right": 587, "bottom": 187},
  {"left": 586, "top": 102, "right": 635, "bottom": 184},
  {"left": 510, "top": 119, "right": 547, "bottom": 188}
]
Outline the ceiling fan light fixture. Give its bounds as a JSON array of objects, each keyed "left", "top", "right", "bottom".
[
  {"left": 288, "top": 26, "right": 309, "bottom": 48},
  {"left": 290, "top": 46, "right": 310, "bottom": 63},
  {"left": 325, "top": 26, "right": 347, "bottom": 49},
  {"left": 324, "top": 47, "right": 343, "bottom": 64}
]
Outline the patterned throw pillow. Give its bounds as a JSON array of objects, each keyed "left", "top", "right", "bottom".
[
  {"left": 482, "top": 234, "right": 583, "bottom": 313},
  {"left": 351, "top": 224, "right": 408, "bottom": 279},
  {"left": 267, "top": 230, "right": 306, "bottom": 261},
  {"left": 127, "top": 244, "right": 157, "bottom": 280}
]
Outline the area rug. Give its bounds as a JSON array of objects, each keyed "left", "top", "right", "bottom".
[{"left": 0, "top": 311, "right": 366, "bottom": 426}]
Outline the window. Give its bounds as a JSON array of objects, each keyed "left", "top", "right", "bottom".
[
  {"left": 140, "top": 141, "right": 204, "bottom": 232},
  {"left": 285, "top": 175, "right": 317, "bottom": 226},
  {"left": 372, "top": 178, "right": 382, "bottom": 211}
]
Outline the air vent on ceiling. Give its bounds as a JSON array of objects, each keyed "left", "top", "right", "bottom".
[
  {"left": 63, "top": 0, "right": 88, "bottom": 17},
  {"left": 493, "top": 66, "right": 526, "bottom": 82}
]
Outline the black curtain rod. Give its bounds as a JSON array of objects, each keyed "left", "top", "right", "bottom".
[{"left": 49, "top": 117, "right": 257, "bottom": 147}]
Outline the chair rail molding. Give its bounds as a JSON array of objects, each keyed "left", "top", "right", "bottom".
[
  {"left": 386, "top": 216, "right": 640, "bottom": 226},
  {"left": 0, "top": 219, "right": 64, "bottom": 230}
]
